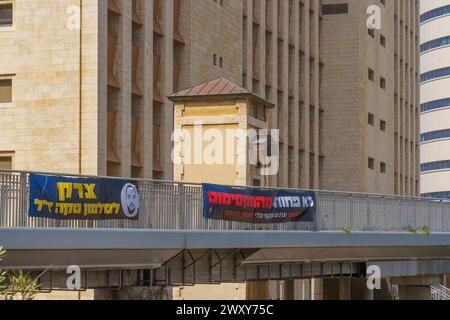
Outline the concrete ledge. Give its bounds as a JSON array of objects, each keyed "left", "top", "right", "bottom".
[{"left": 1, "top": 228, "right": 450, "bottom": 250}]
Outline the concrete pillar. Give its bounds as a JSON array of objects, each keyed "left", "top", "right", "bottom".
[
  {"left": 392, "top": 276, "right": 439, "bottom": 300},
  {"left": 339, "top": 278, "right": 351, "bottom": 300},
  {"left": 294, "top": 279, "right": 311, "bottom": 300},
  {"left": 246, "top": 281, "right": 270, "bottom": 300},
  {"left": 282, "top": 280, "right": 295, "bottom": 300},
  {"left": 311, "top": 278, "right": 323, "bottom": 300}
]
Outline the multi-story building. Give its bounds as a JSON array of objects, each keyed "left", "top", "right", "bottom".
[
  {"left": 0, "top": 0, "right": 419, "bottom": 192},
  {"left": 420, "top": 0, "right": 450, "bottom": 199},
  {"left": 320, "top": 0, "right": 420, "bottom": 195}
]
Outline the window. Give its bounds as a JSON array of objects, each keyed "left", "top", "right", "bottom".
[
  {"left": 368, "top": 158, "right": 375, "bottom": 170},
  {"left": 380, "top": 77, "right": 386, "bottom": 89},
  {"left": 368, "top": 28, "right": 375, "bottom": 38},
  {"left": 0, "top": 2, "right": 13, "bottom": 27},
  {"left": 219, "top": 56, "right": 223, "bottom": 68},
  {"left": 322, "top": 4, "right": 348, "bottom": 15},
  {"left": 421, "top": 129, "right": 450, "bottom": 142},
  {"left": 380, "top": 162, "right": 386, "bottom": 174},
  {"left": 421, "top": 66, "right": 450, "bottom": 83},
  {"left": 422, "top": 191, "right": 450, "bottom": 199},
  {"left": 368, "top": 113, "right": 375, "bottom": 126},
  {"left": 421, "top": 160, "right": 450, "bottom": 173},
  {"left": 380, "top": 34, "right": 386, "bottom": 47},
  {"left": 421, "top": 97, "right": 450, "bottom": 113},
  {"left": 380, "top": 120, "right": 386, "bottom": 132},
  {"left": 368, "top": 68, "right": 375, "bottom": 82},
  {"left": 0, "top": 155, "right": 12, "bottom": 170},
  {"left": 0, "top": 78, "right": 12, "bottom": 103},
  {"left": 213, "top": 54, "right": 217, "bottom": 66},
  {"left": 421, "top": 35, "right": 450, "bottom": 53},
  {"left": 420, "top": 5, "right": 450, "bottom": 24}
]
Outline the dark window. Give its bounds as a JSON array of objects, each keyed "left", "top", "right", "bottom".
[
  {"left": 0, "top": 3, "right": 12, "bottom": 26},
  {"left": 0, "top": 156, "right": 12, "bottom": 170},
  {"left": 368, "top": 158, "right": 375, "bottom": 170},
  {"left": 0, "top": 79, "right": 12, "bottom": 103},
  {"left": 322, "top": 4, "right": 348, "bottom": 15}
]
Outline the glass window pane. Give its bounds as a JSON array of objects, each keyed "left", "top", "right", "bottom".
[{"left": 0, "top": 3, "right": 13, "bottom": 26}]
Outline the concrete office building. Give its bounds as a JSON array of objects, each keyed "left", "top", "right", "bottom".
[
  {"left": 320, "top": 0, "right": 420, "bottom": 196},
  {"left": 0, "top": 0, "right": 419, "bottom": 194},
  {"left": 420, "top": 0, "right": 450, "bottom": 199}
]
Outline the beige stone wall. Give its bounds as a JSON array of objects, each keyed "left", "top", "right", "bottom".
[
  {"left": 0, "top": 0, "right": 99, "bottom": 174},
  {"left": 320, "top": 0, "right": 419, "bottom": 195}
]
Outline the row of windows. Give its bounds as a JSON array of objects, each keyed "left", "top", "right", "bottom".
[
  {"left": 421, "top": 97, "right": 450, "bottom": 113},
  {"left": 420, "top": 66, "right": 450, "bottom": 82},
  {"left": 421, "top": 160, "right": 450, "bottom": 173},
  {"left": 368, "top": 113, "right": 386, "bottom": 132},
  {"left": 421, "top": 35, "right": 450, "bottom": 53},
  {"left": 420, "top": 5, "right": 450, "bottom": 24},
  {"left": 368, "top": 68, "right": 386, "bottom": 89},
  {"left": 368, "top": 157, "right": 386, "bottom": 174},
  {"left": 368, "top": 29, "right": 386, "bottom": 47},
  {"left": 421, "top": 191, "right": 450, "bottom": 200},
  {"left": 421, "top": 128, "right": 450, "bottom": 143}
]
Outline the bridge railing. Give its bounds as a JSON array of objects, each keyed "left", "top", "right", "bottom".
[{"left": 1, "top": 170, "right": 450, "bottom": 232}]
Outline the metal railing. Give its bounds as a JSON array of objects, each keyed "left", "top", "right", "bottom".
[
  {"left": 1, "top": 170, "right": 450, "bottom": 232},
  {"left": 431, "top": 284, "right": 450, "bottom": 300}
]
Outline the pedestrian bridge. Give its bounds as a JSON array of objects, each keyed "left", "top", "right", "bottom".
[{"left": 0, "top": 170, "right": 450, "bottom": 290}]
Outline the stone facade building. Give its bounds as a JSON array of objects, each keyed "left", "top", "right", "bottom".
[{"left": 0, "top": 0, "right": 419, "bottom": 194}]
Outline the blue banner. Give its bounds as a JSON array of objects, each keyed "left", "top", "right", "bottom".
[
  {"left": 202, "top": 184, "right": 315, "bottom": 224},
  {"left": 29, "top": 174, "right": 140, "bottom": 220}
]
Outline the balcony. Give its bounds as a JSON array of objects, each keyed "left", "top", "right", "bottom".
[
  {"left": 132, "top": 44, "right": 143, "bottom": 96},
  {"left": 108, "top": 0, "right": 121, "bottom": 15},
  {"left": 173, "top": 0, "right": 185, "bottom": 44},
  {"left": 107, "top": 35, "right": 120, "bottom": 88},
  {"left": 153, "top": 54, "right": 163, "bottom": 103},
  {"left": 153, "top": 124, "right": 163, "bottom": 172},
  {"left": 107, "top": 111, "right": 120, "bottom": 164},
  {"left": 173, "top": 62, "right": 181, "bottom": 92},
  {"left": 131, "top": 117, "right": 143, "bottom": 168},
  {"left": 132, "top": 0, "right": 143, "bottom": 26},
  {"left": 154, "top": 0, "right": 163, "bottom": 35}
]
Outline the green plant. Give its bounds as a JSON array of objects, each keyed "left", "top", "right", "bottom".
[
  {"left": 339, "top": 227, "right": 353, "bottom": 233},
  {"left": 0, "top": 247, "right": 6, "bottom": 292},
  {"left": 421, "top": 226, "right": 432, "bottom": 236},
  {"left": 3, "top": 270, "right": 40, "bottom": 300},
  {"left": 405, "top": 225, "right": 417, "bottom": 233},
  {"left": 0, "top": 246, "right": 40, "bottom": 300}
]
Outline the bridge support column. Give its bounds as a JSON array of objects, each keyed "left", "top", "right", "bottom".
[
  {"left": 246, "top": 281, "right": 271, "bottom": 300},
  {"left": 338, "top": 278, "right": 351, "bottom": 300},
  {"left": 392, "top": 276, "right": 439, "bottom": 300},
  {"left": 311, "top": 278, "right": 323, "bottom": 300}
]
